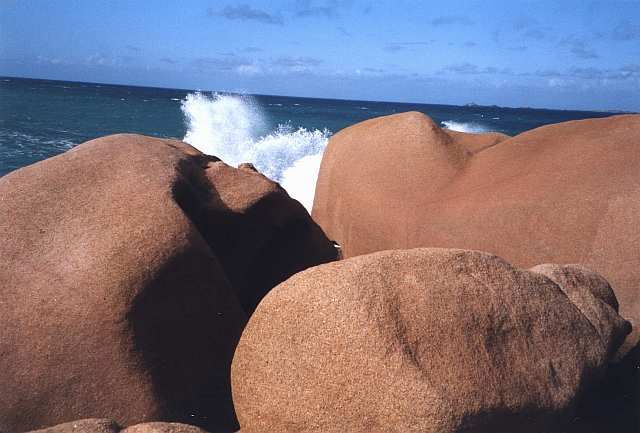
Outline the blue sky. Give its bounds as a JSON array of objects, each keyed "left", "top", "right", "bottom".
[{"left": 1, "top": 0, "right": 639, "bottom": 110}]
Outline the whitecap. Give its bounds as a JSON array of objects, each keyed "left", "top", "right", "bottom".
[
  {"left": 441, "top": 120, "right": 491, "bottom": 133},
  {"left": 181, "top": 92, "right": 330, "bottom": 211}
]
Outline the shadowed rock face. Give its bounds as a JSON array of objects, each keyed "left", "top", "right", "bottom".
[
  {"left": 231, "top": 248, "right": 630, "bottom": 433},
  {"left": 0, "top": 134, "right": 337, "bottom": 433},
  {"left": 569, "top": 341, "right": 639, "bottom": 433},
  {"left": 312, "top": 112, "right": 640, "bottom": 353},
  {"left": 530, "top": 264, "right": 629, "bottom": 357}
]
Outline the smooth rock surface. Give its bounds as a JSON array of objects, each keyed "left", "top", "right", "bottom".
[
  {"left": 232, "top": 248, "right": 630, "bottom": 433},
  {"left": 312, "top": 112, "right": 640, "bottom": 353},
  {"left": 0, "top": 134, "right": 336, "bottom": 432}
]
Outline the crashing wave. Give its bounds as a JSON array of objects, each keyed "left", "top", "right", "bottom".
[
  {"left": 441, "top": 120, "right": 491, "bottom": 133},
  {"left": 181, "top": 92, "right": 329, "bottom": 212}
]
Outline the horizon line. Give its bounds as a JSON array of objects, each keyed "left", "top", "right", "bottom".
[{"left": 1, "top": 74, "right": 635, "bottom": 115}]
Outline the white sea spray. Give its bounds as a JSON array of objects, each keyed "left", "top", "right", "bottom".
[{"left": 181, "top": 92, "right": 330, "bottom": 212}]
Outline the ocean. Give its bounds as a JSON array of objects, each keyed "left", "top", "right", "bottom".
[{"left": 0, "top": 76, "right": 623, "bottom": 210}]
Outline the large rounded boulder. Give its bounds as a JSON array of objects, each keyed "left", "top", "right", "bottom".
[
  {"left": 0, "top": 134, "right": 336, "bottom": 432},
  {"left": 312, "top": 112, "right": 640, "bottom": 352},
  {"left": 231, "top": 248, "right": 631, "bottom": 433}
]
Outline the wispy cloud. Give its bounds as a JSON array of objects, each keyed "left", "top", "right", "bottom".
[
  {"left": 236, "top": 63, "right": 263, "bottom": 76},
  {"left": 210, "top": 4, "right": 283, "bottom": 25},
  {"left": 192, "top": 56, "right": 256, "bottom": 73},
  {"left": 270, "top": 56, "right": 323, "bottom": 72},
  {"left": 522, "top": 28, "right": 547, "bottom": 40},
  {"left": 384, "top": 41, "right": 434, "bottom": 52},
  {"left": 160, "top": 57, "right": 178, "bottom": 64},
  {"left": 36, "top": 55, "right": 67, "bottom": 65},
  {"left": 612, "top": 20, "right": 640, "bottom": 41},
  {"left": 442, "top": 62, "right": 511, "bottom": 75},
  {"left": 189, "top": 54, "right": 325, "bottom": 76},
  {"left": 431, "top": 15, "right": 474, "bottom": 26},
  {"left": 85, "top": 53, "right": 116, "bottom": 66},
  {"left": 494, "top": 16, "right": 551, "bottom": 44},
  {"left": 337, "top": 26, "right": 352, "bottom": 37},
  {"left": 524, "top": 65, "right": 640, "bottom": 81},
  {"left": 570, "top": 45, "right": 599, "bottom": 59},
  {"left": 570, "top": 65, "right": 640, "bottom": 80},
  {"left": 362, "top": 67, "right": 385, "bottom": 74},
  {"left": 437, "top": 62, "right": 639, "bottom": 88},
  {"left": 512, "top": 16, "right": 538, "bottom": 31},
  {"left": 293, "top": 0, "right": 353, "bottom": 19},
  {"left": 559, "top": 35, "right": 599, "bottom": 59},
  {"left": 192, "top": 53, "right": 267, "bottom": 75},
  {"left": 125, "top": 45, "right": 141, "bottom": 53},
  {"left": 0, "top": 57, "right": 26, "bottom": 65},
  {"left": 620, "top": 64, "right": 640, "bottom": 77},
  {"left": 528, "top": 69, "right": 562, "bottom": 78}
]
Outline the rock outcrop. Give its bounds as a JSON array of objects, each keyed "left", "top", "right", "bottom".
[
  {"left": 312, "top": 112, "right": 640, "bottom": 353},
  {"left": 120, "top": 422, "right": 211, "bottom": 433},
  {"left": 232, "top": 248, "right": 630, "bottom": 433},
  {"left": 0, "top": 134, "right": 336, "bottom": 432},
  {"left": 25, "top": 419, "right": 211, "bottom": 433},
  {"left": 26, "top": 419, "right": 121, "bottom": 433}
]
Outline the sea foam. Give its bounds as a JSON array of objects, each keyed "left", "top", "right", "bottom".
[
  {"left": 441, "top": 120, "right": 490, "bottom": 133},
  {"left": 181, "top": 92, "right": 329, "bottom": 212}
]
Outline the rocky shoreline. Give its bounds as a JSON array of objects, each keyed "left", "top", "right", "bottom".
[{"left": 0, "top": 113, "right": 638, "bottom": 433}]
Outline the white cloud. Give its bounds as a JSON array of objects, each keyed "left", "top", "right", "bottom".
[{"left": 236, "top": 63, "right": 263, "bottom": 76}]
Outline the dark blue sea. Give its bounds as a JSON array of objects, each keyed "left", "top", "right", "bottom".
[{"left": 0, "top": 76, "right": 625, "bottom": 208}]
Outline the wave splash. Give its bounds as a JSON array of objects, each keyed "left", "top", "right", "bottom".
[
  {"left": 181, "top": 92, "right": 329, "bottom": 211},
  {"left": 441, "top": 120, "right": 490, "bottom": 133}
]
